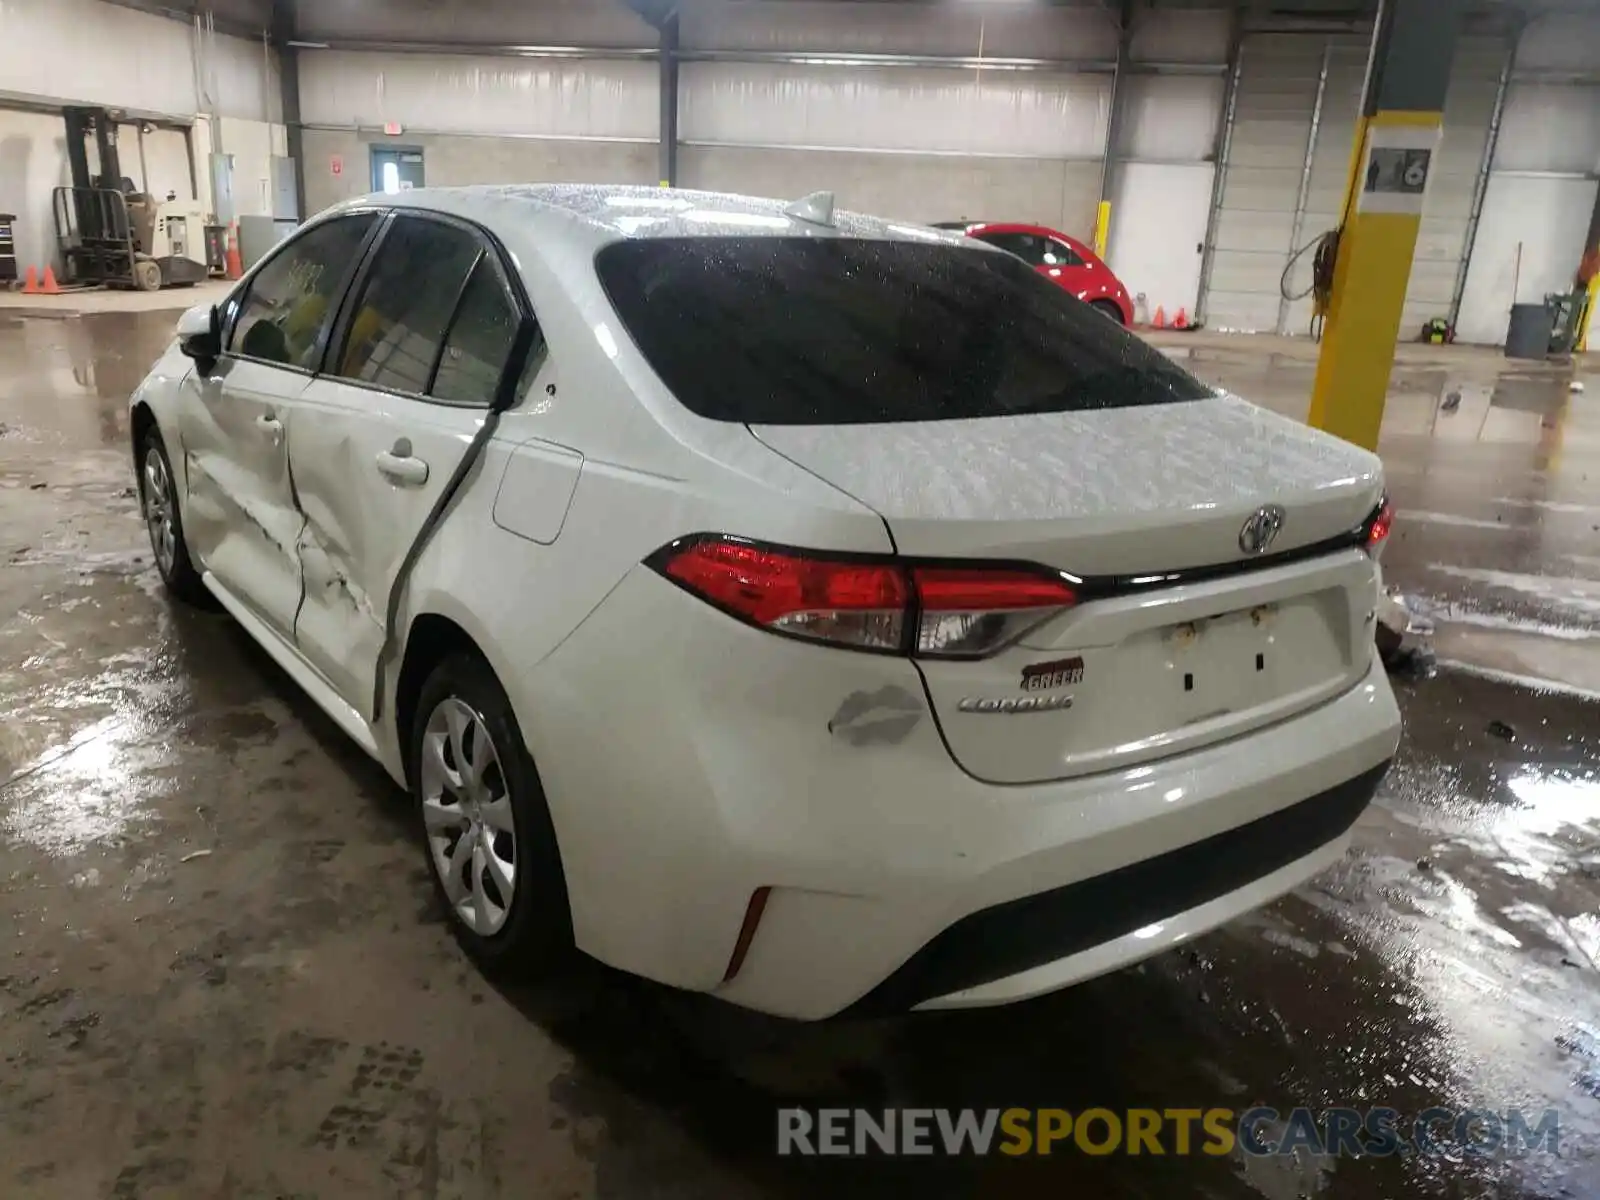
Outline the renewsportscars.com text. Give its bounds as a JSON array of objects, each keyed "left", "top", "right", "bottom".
[{"left": 777, "top": 1106, "right": 1562, "bottom": 1159}]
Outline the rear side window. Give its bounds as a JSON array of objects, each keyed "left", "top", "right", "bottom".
[
  {"left": 1043, "top": 238, "right": 1086, "bottom": 267},
  {"left": 331, "top": 216, "right": 482, "bottom": 394},
  {"left": 230, "top": 213, "right": 376, "bottom": 368},
  {"left": 595, "top": 237, "right": 1211, "bottom": 425},
  {"left": 431, "top": 260, "right": 520, "bottom": 406},
  {"left": 972, "top": 231, "right": 1048, "bottom": 266}
]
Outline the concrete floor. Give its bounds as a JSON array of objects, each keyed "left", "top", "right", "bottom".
[{"left": 1, "top": 305, "right": 1598, "bottom": 1199}]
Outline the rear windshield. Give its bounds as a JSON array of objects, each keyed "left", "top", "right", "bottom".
[{"left": 594, "top": 236, "right": 1212, "bottom": 425}]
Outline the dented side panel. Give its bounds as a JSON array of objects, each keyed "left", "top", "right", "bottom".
[
  {"left": 175, "top": 359, "right": 310, "bottom": 638},
  {"left": 288, "top": 379, "right": 482, "bottom": 720}
]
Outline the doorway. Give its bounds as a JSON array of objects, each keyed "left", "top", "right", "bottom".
[
  {"left": 370, "top": 146, "right": 425, "bottom": 195},
  {"left": 1107, "top": 162, "right": 1215, "bottom": 321}
]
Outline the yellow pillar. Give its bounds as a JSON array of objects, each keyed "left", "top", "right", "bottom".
[
  {"left": 1307, "top": 0, "right": 1463, "bottom": 451},
  {"left": 1578, "top": 273, "right": 1599, "bottom": 353},
  {"left": 1307, "top": 113, "right": 1443, "bottom": 448},
  {"left": 1093, "top": 201, "right": 1112, "bottom": 260}
]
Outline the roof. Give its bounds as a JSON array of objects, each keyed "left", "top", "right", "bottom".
[{"left": 340, "top": 183, "right": 971, "bottom": 249}]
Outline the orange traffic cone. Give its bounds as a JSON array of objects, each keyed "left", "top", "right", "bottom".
[
  {"left": 1152, "top": 305, "right": 1166, "bottom": 329},
  {"left": 1173, "top": 307, "right": 1189, "bottom": 330},
  {"left": 40, "top": 267, "right": 61, "bottom": 296},
  {"left": 22, "top": 266, "right": 39, "bottom": 295},
  {"left": 225, "top": 223, "right": 243, "bottom": 281}
]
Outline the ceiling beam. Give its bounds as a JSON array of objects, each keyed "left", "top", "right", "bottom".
[{"left": 97, "top": 0, "right": 267, "bottom": 39}]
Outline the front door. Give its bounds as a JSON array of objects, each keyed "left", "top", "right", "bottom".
[
  {"left": 371, "top": 146, "right": 426, "bottom": 195},
  {"left": 178, "top": 361, "right": 307, "bottom": 633},
  {"left": 178, "top": 211, "right": 379, "bottom": 636},
  {"left": 290, "top": 211, "right": 530, "bottom": 719}
]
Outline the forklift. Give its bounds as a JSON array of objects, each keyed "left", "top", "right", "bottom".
[{"left": 51, "top": 106, "right": 210, "bottom": 291}]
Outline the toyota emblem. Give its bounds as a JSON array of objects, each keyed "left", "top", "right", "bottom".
[{"left": 1239, "top": 505, "right": 1286, "bottom": 555}]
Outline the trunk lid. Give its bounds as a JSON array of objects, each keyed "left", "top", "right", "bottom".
[
  {"left": 750, "top": 394, "right": 1380, "bottom": 574},
  {"left": 750, "top": 396, "right": 1384, "bottom": 783}
]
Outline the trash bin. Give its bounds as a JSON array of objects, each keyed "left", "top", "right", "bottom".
[{"left": 1505, "top": 302, "right": 1553, "bottom": 360}]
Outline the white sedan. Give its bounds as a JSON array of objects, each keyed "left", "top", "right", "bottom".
[{"left": 130, "top": 185, "right": 1401, "bottom": 1020}]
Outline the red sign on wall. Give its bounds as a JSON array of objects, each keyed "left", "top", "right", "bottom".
[{"left": 330, "top": 155, "right": 344, "bottom": 177}]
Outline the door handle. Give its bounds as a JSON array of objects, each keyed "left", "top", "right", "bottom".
[
  {"left": 376, "top": 449, "right": 430, "bottom": 487},
  {"left": 254, "top": 413, "right": 283, "bottom": 446}
]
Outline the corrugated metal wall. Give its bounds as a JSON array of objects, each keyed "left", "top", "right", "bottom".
[
  {"left": 292, "top": 0, "right": 651, "bottom": 48},
  {"left": 676, "top": 62, "right": 1110, "bottom": 233},
  {"left": 677, "top": 3, "right": 1120, "bottom": 235},
  {"left": 291, "top": 7, "right": 1225, "bottom": 254},
  {"left": 297, "top": 52, "right": 660, "bottom": 214},
  {"left": 0, "top": 0, "right": 274, "bottom": 120},
  {"left": 302, "top": 127, "right": 657, "bottom": 215},
  {"left": 678, "top": 0, "right": 1115, "bottom": 60},
  {"left": 298, "top": 53, "right": 658, "bottom": 140},
  {"left": 295, "top": 4, "right": 1140, "bottom": 237}
]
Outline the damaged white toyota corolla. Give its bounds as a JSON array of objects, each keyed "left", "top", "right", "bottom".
[{"left": 129, "top": 184, "right": 1401, "bottom": 1020}]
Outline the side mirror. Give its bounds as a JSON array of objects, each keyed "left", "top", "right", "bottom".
[{"left": 177, "top": 303, "right": 221, "bottom": 373}]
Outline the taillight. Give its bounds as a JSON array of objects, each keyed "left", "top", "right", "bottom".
[
  {"left": 1363, "top": 496, "right": 1394, "bottom": 558},
  {"left": 657, "top": 537, "right": 908, "bottom": 651},
  {"left": 911, "top": 566, "right": 1077, "bottom": 658},
  {"left": 648, "top": 536, "right": 1076, "bottom": 658}
]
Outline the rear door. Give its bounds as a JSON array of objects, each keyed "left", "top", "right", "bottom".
[
  {"left": 288, "top": 210, "right": 530, "bottom": 719},
  {"left": 178, "top": 212, "right": 378, "bottom": 636}
]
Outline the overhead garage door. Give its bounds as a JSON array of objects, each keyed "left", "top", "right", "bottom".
[
  {"left": 1405, "top": 36, "right": 1508, "bottom": 337},
  {"left": 1205, "top": 34, "right": 1333, "bottom": 333},
  {"left": 1206, "top": 31, "right": 1504, "bottom": 337},
  {"left": 1456, "top": 76, "right": 1600, "bottom": 345},
  {"left": 1278, "top": 37, "right": 1367, "bottom": 337}
]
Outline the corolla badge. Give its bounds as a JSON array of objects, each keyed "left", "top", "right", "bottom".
[
  {"left": 958, "top": 693, "right": 1074, "bottom": 715},
  {"left": 1238, "top": 504, "right": 1286, "bottom": 555}
]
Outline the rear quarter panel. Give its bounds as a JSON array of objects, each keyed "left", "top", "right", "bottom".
[{"left": 388, "top": 212, "right": 896, "bottom": 769}]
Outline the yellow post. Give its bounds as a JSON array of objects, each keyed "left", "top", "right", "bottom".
[
  {"left": 1093, "top": 201, "right": 1111, "bottom": 260},
  {"left": 1578, "top": 272, "right": 1599, "bottom": 354},
  {"left": 1307, "top": 0, "right": 1463, "bottom": 451},
  {"left": 1307, "top": 111, "right": 1442, "bottom": 449}
]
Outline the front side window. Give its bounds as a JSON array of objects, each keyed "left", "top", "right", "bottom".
[
  {"left": 230, "top": 213, "right": 377, "bottom": 369},
  {"left": 596, "top": 236, "right": 1211, "bottom": 426},
  {"left": 331, "top": 216, "right": 483, "bottom": 395}
]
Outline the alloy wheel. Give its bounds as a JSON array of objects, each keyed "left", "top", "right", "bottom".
[
  {"left": 142, "top": 448, "right": 178, "bottom": 577},
  {"left": 420, "top": 697, "right": 518, "bottom": 936}
]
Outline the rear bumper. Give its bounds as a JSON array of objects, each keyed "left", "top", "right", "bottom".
[
  {"left": 522, "top": 569, "right": 1402, "bottom": 1022},
  {"left": 845, "top": 760, "right": 1388, "bottom": 1015}
]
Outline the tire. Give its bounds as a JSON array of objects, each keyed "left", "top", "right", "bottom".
[
  {"left": 1091, "top": 299, "right": 1125, "bottom": 325},
  {"left": 134, "top": 259, "right": 162, "bottom": 292},
  {"left": 411, "top": 652, "right": 573, "bottom": 978},
  {"left": 137, "top": 427, "right": 207, "bottom": 603}
]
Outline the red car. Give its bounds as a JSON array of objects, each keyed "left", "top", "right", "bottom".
[{"left": 934, "top": 221, "right": 1134, "bottom": 326}]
